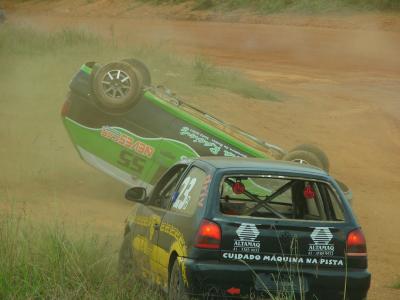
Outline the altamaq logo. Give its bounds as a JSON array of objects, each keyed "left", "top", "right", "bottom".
[
  {"left": 309, "top": 227, "right": 335, "bottom": 256},
  {"left": 234, "top": 223, "right": 260, "bottom": 253},
  {"left": 310, "top": 227, "right": 333, "bottom": 245}
]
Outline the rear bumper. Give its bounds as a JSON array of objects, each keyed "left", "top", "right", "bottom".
[{"left": 182, "top": 258, "right": 370, "bottom": 299}]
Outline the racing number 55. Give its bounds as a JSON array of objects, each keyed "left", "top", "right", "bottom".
[{"left": 117, "top": 150, "right": 146, "bottom": 174}]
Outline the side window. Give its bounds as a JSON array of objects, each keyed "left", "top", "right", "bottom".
[
  {"left": 150, "top": 164, "right": 187, "bottom": 209},
  {"left": 327, "top": 187, "right": 345, "bottom": 221},
  {"left": 171, "top": 167, "right": 208, "bottom": 215}
]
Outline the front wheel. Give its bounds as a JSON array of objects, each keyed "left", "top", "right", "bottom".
[
  {"left": 92, "top": 61, "right": 143, "bottom": 113},
  {"left": 168, "top": 259, "right": 189, "bottom": 300}
]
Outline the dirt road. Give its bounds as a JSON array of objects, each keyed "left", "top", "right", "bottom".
[{"left": 4, "top": 2, "right": 400, "bottom": 298}]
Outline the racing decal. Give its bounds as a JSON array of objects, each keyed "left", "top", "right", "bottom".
[
  {"left": 234, "top": 223, "right": 261, "bottom": 253},
  {"left": 101, "top": 126, "right": 155, "bottom": 158},
  {"left": 117, "top": 149, "right": 146, "bottom": 173},
  {"left": 308, "top": 227, "right": 335, "bottom": 256},
  {"left": 221, "top": 252, "right": 344, "bottom": 267},
  {"left": 180, "top": 126, "right": 246, "bottom": 157},
  {"left": 172, "top": 176, "right": 197, "bottom": 210},
  {"left": 132, "top": 216, "right": 189, "bottom": 287},
  {"left": 160, "top": 222, "right": 189, "bottom": 286}
]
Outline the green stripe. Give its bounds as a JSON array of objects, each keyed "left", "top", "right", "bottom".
[
  {"left": 144, "top": 91, "right": 270, "bottom": 159},
  {"left": 80, "top": 64, "right": 92, "bottom": 75}
]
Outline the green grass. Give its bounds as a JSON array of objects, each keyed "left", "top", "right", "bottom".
[
  {"left": 138, "top": 0, "right": 400, "bottom": 13},
  {"left": 0, "top": 207, "right": 161, "bottom": 299},
  {"left": 0, "top": 24, "right": 276, "bottom": 101},
  {"left": 194, "top": 57, "right": 279, "bottom": 101},
  {"left": 393, "top": 278, "right": 400, "bottom": 289}
]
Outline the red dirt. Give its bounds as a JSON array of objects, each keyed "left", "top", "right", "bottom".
[{"left": 3, "top": 1, "right": 400, "bottom": 298}]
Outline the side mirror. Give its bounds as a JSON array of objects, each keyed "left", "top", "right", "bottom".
[{"left": 125, "top": 187, "right": 147, "bottom": 203}]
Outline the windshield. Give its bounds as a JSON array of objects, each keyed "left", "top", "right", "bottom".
[{"left": 219, "top": 175, "right": 345, "bottom": 222}]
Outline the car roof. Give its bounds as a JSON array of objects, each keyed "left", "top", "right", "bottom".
[{"left": 196, "top": 157, "right": 329, "bottom": 177}]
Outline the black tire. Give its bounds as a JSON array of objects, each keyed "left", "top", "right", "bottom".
[
  {"left": 122, "top": 58, "right": 151, "bottom": 86},
  {"left": 290, "top": 144, "right": 330, "bottom": 172},
  {"left": 282, "top": 150, "right": 324, "bottom": 170},
  {"left": 92, "top": 61, "right": 143, "bottom": 112},
  {"left": 118, "top": 232, "right": 134, "bottom": 277},
  {"left": 168, "top": 259, "right": 189, "bottom": 300}
]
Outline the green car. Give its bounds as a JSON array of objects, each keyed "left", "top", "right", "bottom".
[{"left": 61, "top": 59, "right": 349, "bottom": 198}]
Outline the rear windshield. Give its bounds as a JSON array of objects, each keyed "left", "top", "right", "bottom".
[{"left": 219, "top": 175, "right": 345, "bottom": 222}]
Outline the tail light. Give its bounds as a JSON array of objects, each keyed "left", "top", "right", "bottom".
[
  {"left": 195, "top": 219, "right": 221, "bottom": 249},
  {"left": 61, "top": 98, "right": 71, "bottom": 117},
  {"left": 346, "top": 228, "right": 367, "bottom": 257}
]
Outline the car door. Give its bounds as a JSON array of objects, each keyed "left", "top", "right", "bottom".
[
  {"left": 132, "top": 164, "right": 188, "bottom": 285},
  {"left": 156, "top": 166, "right": 211, "bottom": 287}
]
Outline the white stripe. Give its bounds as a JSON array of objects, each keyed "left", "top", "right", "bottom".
[{"left": 77, "top": 146, "right": 153, "bottom": 191}]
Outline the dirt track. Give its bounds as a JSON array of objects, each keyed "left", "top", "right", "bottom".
[{"left": 3, "top": 1, "right": 400, "bottom": 299}]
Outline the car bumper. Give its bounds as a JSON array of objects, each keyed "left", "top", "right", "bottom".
[{"left": 182, "top": 258, "right": 370, "bottom": 299}]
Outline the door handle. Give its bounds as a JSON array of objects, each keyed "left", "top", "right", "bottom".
[{"left": 153, "top": 223, "right": 160, "bottom": 230}]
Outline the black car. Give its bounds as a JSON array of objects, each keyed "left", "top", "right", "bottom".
[{"left": 119, "top": 157, "right": 370, "bottom": 300}]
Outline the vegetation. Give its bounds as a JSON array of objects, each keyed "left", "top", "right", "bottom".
[
  {"left": 0, "top": 24, "right": 276, "bottom": 101},
  {"left": 0, "top": 207, "right": 161, "bottom": 299},
  {"left": 393, "top": 278, "right": 400, "bottom": 289},
  {"left": 138, "top": 0, "right": 400, "bottom": 13}
]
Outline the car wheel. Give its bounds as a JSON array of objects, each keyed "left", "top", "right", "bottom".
[
  {"left": 92, "top": 61, "right": 143, "bottom": 112},
  {"left": 118, "top": 231, "right": 134, "bottom": 278},
  {"left": 168, "top": 259, "right": 189, "bottom": 300},
  {"left": 282, "top": 150, "right": 324, "bottom": 170},
  {"left": 122, "top": 58, "right": 151, "bottom": 86},
  {"left": 290, "top": 144, "right": 330, "bottom": 171}
]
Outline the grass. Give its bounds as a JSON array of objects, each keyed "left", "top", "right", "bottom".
[
  {"left": 194, "top": 57, "right": 279, "bottom": 101},
  {"left": 0, "top": 24, "right": 276, "bottom": 101},
  {"left": 138, "top": 0, "right": 400, "bottom": 13},
  {"left": 0, "top": 206, "right": 161, "bottom": 299},
  {"left": 393, "top": 278, "right": 400, "bottom": 289}
]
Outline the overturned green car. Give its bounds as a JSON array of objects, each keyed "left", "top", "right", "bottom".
[{"left": 61, "top": 58, "right": 349, "bottom": 198}]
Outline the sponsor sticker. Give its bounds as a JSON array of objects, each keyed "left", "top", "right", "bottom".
[
  {"left": 221, "top": 252, "right": 344, "bottom": 267},
  {"left": 234, "top": 223, "right": 261, "bottom": 253},
  {"left": 101, "top": 126, "right": 155, "bottom": 158},
  {"left": 308, "top": 227, "right": 335, "bottom": 256},
  {"left": 180, "top": 126, "right": 245, "bottom": 157}
]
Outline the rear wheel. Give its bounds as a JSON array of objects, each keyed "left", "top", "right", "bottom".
[
  {"left": 290, "top": 144, "right": 330, "bottom": 171},
  {"left": 168, "top": 259, "right": 189, "bottom": 300},
  {"left": 92, "top": 61, "right": 143, "bottom": 113},
  {"left": 282, "top": 150, "right": 324, "bottom": 170}
]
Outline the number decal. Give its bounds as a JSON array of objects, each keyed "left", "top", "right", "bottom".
[
  {"left": 173, "top": 176, "right": 197, "bottom": 210},
  {"left": 117, "top": 150, "right": 146, "bottom": 173}
]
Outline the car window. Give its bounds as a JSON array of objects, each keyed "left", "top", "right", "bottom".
[
  {"left": 171, "top": 167, "right": 208, "bottom": 215},
  {"left": 150, "top": 164, "right": 187, "bottom": 209},
  {"left": 219, "top": 175, "right": 345, "bottom": 222}
]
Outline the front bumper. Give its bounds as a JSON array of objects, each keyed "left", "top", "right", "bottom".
[{"left": 182, "top": 258, "right": 370, "bottom": 299}]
